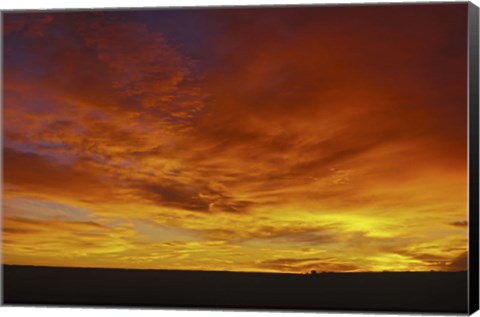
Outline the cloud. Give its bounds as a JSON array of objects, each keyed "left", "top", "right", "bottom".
[
  {"left": 138, "top": 182, "right": 211, "bottom": 212},
  {"left": 449, "top": 220, "right": 468, "bottom": 227},
  {"left": 2, "top": 216, "right": 137, "bottom": 263},
  {"left": 77, "top": 17, "right": 204, "bottom": 118},
  {"left": 199, "top": 224, "right": 336, "bottom": 245},
  {"left": 3, "top": 13, "right": 206, "bottom": 165},
  {"left": 2, "top": 6, "right": 469, "bottom": 272},
  {"left": 3, "top": 147, "right": 106, "bottom": 199},
  {"left": 447, "top": 251, "right": 468, "bottom": 271},
  {"left": 4, "top": 13, "right": 54, "bottom": 37},
  {"left": 257, "top": 257, "right": 360, "bottom": 273},
  {"left": 3, "top": 14, "right": 214, "bottom": 210}
]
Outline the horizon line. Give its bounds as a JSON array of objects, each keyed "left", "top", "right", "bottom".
[{"left": 2, "top": 263, "right": 468, "bottom": 275}]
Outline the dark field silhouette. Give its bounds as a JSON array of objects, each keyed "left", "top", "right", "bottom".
[{"left": 2, "top": 265, "right": 467, "bottom": 313}]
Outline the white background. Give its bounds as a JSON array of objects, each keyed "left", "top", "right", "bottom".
[{"left": 0, "top": 0, "right": 479, "bottom": 317}]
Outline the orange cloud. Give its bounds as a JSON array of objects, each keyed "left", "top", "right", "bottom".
[{"left": 3, "top": 13, "right": 54, "bottom": 37}]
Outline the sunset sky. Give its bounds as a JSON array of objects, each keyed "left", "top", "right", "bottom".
[{"left": 2, "top": 3, "right": 469, "bottom": 273}]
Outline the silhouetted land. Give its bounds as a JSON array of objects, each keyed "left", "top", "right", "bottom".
[{"left": 2, "top": 265, "right": 467, "bottom": 313}]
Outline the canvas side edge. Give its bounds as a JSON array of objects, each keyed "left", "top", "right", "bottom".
[{"left": 468, "top": 1, "right": 480, "bottom": 315}]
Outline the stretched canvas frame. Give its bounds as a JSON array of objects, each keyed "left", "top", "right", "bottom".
[{"left": 1, "top": 1, "right": 479, "bottom": 314}]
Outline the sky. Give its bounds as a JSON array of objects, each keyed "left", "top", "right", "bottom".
[{"left": 2, "top": 3, "right": 470, "bottom": 273}]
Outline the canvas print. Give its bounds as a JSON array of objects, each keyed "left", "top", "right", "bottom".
[{"left": 1, "top": 2, "right": 479, "bottom": 314}]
